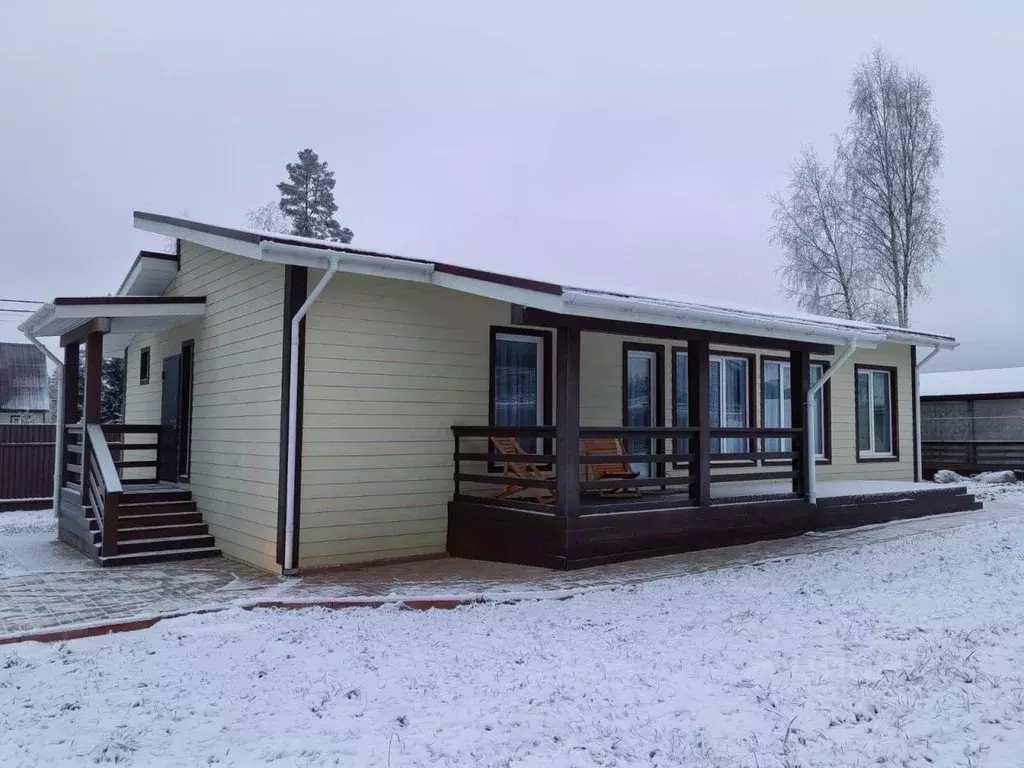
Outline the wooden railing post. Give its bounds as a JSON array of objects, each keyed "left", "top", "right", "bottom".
[
  {"left": 103, "top": 493, "right": 119, "bottom": 558},
  {"left": 554, "top": 326, "right": 581, "bottom": 521},
  {"left": 789, "top": 349, "right": 810, "bottom": 496},
  {"left": 687, "top": 339, "right": 711, "bottom": 506}
]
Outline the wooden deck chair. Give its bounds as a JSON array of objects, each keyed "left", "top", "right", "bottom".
[
  {"left": 581, "top": 437, "right": 642, "bottom": 498},
  {"left": 489, "top": 436, "right": 556, "bottom": 504}
]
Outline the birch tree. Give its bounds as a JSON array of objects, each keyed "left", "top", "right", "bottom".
[{"left": 843, "top": 48, "right": 944, "bottom": 328}]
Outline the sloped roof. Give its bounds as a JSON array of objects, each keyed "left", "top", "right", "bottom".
[
  {"left": 0, "top": 342, "right": 49, "bottom": 412},
  {"left": 921, "top": 367, "right": 1024, "bottom": 398}
]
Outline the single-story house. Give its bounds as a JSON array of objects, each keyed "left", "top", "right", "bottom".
[
  {"left": 18, "top": 212, "right": 980, "bottom": 571},
  {"left": 0, "top": 342, "right": 49, "bottom": 424},
  {"left": 921, "top": 367, "right": 1024, "bottom": 477}
]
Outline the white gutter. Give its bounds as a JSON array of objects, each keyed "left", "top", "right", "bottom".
[
  {"left": 914, "top": 344, "right": 942, "bottom": 482},
  {"left": 283, "top": 253, "right": 341, "bottom": 573},
  {"left": 19, "top": 327, "right": 64, "bottom": 517},
  {"left": 807, "top": 340, "right": 859, "bottom": 504}
]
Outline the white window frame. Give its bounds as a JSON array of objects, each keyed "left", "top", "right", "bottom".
[
  {"left": 857, "top": 368, "right": 895, "bottom": 459},
  {"left": 710, "top": 354, "right": 750, "bottom": 454},
  {"left": 492, "top": 331, "right": 544, "bottom": 429},
  {"left": 763, "top": 360, "right": 827, "bottom": 460}
]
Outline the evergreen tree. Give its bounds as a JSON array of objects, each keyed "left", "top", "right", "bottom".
[{"left": 276, "top": 149, "right": 354, "bottom": 243}]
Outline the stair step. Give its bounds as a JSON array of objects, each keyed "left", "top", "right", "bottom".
[
  {"left": 117, "top": 523, "right": 209, "bottom": 540},
  {"left": 98, "top": 546, "right": 221, "bottom": 567},
  {"left": 115, "top": 534, "right": 216, "bottom": 555},
  {"left": 120, "top": 489, "right": 192, "bottom": 504},
  {"left": 118, "top": 500, "right": 198, "bottom": 516},
  {"left": 118, "top": 511, "right": 203, "bottom": 527}
]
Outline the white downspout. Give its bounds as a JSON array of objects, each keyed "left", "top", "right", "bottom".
[
  {"left": 914, "top": 344, "right": 942, "bottom": 482},
  {"left": 21, "top": 332, "right": 64, "bottom": 517},
  {"left": 807, "top": 340, "right": 859, "bottom": 505},
  {"left": 284, "top": 255, "right": 341, "bottom": 573}
]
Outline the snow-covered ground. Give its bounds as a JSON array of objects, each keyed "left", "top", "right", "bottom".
[
  {"left": 4, "top": 493, "right": 1024, "bottom": 767},
  {"left": 0, "top": 508, "right": 56, "bottom": 575}
]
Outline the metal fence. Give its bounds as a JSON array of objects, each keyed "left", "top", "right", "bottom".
[{"left": 0, "top": 424, "right": 55, "bottom": 511}]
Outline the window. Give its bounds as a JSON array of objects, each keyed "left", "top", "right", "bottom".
[
  {"left": 762, "top": 360, "right": 828, "bottom": 459},
  {"left": 672, "top": 350, "right": 689, "bottom": 459},
  {"left": 10, "top": 414, "right": 24, "bottom": 424},
  {"left": 672, "top": 351, "right": 752, "bottom": 456},
  {"left": 856, "top": 367, "right": 897, "bottom": 459},
  {"left": 490, "top": 329, "right": 549, "bottom": 453},
  {"left": 139, "top": 347, "right": 151, "bottom": 385}
]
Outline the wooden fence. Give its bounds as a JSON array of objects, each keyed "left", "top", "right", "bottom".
[
  {"left": 922, "top": 440, "right": 1024, "bottom": 479},
  {"left": 0, "top": 424, "right": 56, "bottom": 511}
]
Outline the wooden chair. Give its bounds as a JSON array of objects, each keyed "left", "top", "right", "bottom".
[
  {"left": 581, "top": 437, "right": 642, "bottom": 498},
  {"left": 489, "top": 436, "right": 556, "bottom": 504}
]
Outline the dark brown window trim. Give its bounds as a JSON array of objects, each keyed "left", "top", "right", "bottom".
[
  {"left": 759, "top": 355, "right": 832, "bottom": 466},
  {"left": 622, "top": 342, "right": 666, "bottom": 478},
  {"left": 670, "top": 345, "right": 756, "bottom": 469},
  {"left": 139, "top": 347, "right": 151, "bottom": 385},
  {"left": 670, "top": 346, "right": 688, "bottom": 470},
  {"left": 854, "top": 363, "right": 900, "bottom": 463},
  {"left": 488, "top": 326, "right": 553, "bottom": 471}
]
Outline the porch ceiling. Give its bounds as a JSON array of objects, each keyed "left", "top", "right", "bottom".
[{"left": 18, "top": 297, "right": 206, "bottom": 354}]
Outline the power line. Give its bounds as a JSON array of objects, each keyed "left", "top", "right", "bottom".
[{"left": 0, "top": 298, "right": 44, "bottom": 304}]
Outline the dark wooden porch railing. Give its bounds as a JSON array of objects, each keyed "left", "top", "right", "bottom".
[
  {"left": 452, "top": 425, "right": 807, "bottom": 512},
  {"left": 84, "top": 424, "right": 122, "bottom": 557}
]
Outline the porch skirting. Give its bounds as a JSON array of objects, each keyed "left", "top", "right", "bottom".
[{"left": 447, "top": 485, "right": 982, "bottom": 570}]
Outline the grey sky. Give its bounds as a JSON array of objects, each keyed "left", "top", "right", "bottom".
[{"left": 2, "top": 1, "right": 1020, "bottom": 372}]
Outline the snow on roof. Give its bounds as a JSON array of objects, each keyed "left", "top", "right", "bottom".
[
  {"left": 920, "top": 367, "right": 1024, "bottom": 398},
  {"left": 132, "top": 211, "right": 958, "bottom": 350},
  {"left": 0, "top": 342, "right": 48, "bottom": 412}
]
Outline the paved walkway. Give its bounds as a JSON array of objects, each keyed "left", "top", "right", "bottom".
[{"left": 1, "top": 490, "right": 1022, "bottom": 640}]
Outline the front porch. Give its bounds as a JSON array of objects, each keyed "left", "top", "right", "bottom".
[{"left": 448, "top": 315, "right": 980, "bottom": 569}]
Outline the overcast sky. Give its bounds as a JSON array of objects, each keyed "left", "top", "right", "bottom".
[{"left": 2, "top": 1, "right": 1020, "bottom": 372}]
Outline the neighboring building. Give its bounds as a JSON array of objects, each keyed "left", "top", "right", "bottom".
[
  {"left": 921, "top": 367, "right": 1024, "bottom": 477},
  {"left": 0, "top": 342, "right": 49, "bottom": 424},
  {"left": 19, "top": 212, "right": 980, "bottom": 572}
]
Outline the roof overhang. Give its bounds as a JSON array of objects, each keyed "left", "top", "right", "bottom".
[
  {"left": 133, "top": 210, "right": 959, "bottom": 353},
  {"left": 19, "top": 297, "right": 206, "bottom": 355},
  {"left": 116, "top": 250, "right": 180, "bottom": 296}
]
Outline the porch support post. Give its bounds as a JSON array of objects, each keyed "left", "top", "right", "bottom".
[
  {"left": 554, "top": 325, "right": 581, "bottom": 526},
  {"left": 61, "top": 343, "right": 80, "bottom": 487},
  {"left": 80, "top": 331, "right": 104, "bottom": 497},
  {"left": 687, "top": 339, "right": 711, "bottom": 507},
  {"left": 790, "top": 348, "right": 811, "bottom": 496}
]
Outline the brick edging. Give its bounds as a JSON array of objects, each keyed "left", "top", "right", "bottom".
[{"left": 0, "top": 597, "right": 485, "bottom": 647}]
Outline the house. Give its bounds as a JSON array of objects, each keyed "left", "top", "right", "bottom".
[
  {"left": 18, "top": 211, "right": 981, "bottom": 571},
  {"left": 921, "top": 367, "right": 1024, "bottom": 477},
  {"left": 0, "top": 342, "right": 49, "bottom": 424}
]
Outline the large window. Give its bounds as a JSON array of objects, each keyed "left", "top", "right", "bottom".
[
  {"left": 762, "top": 360, "right": 828, "bottom": 459},
  {"left": 856, "top": 366, "right": 897, "bottom": 460},
  {"left": 673, "top": 350, "right": 751, "bottom": 455},
  {"left": 490, "top": 329, "right": 549, "bottom": 452}
]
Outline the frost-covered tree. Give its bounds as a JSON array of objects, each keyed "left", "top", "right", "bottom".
[
  {"left": 276, "top": 149, "right": 354, "bottom": 243},
  {"left": 246, "top": 201, "right": 290, "bottom": 234}
]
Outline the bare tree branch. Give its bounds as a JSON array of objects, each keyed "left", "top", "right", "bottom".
[{"left": 246, "top": 201, "right": 291, "bottom": 234}]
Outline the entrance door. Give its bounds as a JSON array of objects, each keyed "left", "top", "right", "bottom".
[
  {"left": 159, "top": 354, "right": 181, "bottom": 482},
  {"left": 625, "top": 348, "right": 659, "bottom": 478}
]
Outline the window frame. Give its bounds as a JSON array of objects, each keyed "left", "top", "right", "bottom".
[
  {"left": 854, "top": 364, "right": 900, "bottom": 462},
  {"left": 759, "top": 356, "right": 832, "bottom": 464},
  {"left": 622, "top": 342, "right": 666, "bottom": 479},
  {"left": 487, "top": 326, "right": 552, "bottom": 470},
  {"left": 139, "top": 346, "right": 151, "bottom": 386},
  {"left": 671, "top": 348, "right": 757, "bottom": 467},
  {"left": 709, "top": 353, "right": 755, "bottom": 459}
]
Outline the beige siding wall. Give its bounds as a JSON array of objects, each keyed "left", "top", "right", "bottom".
[
  {"left": 123, "top": 242, "right": 286, "bottom": 572},
  {"left": 299, "top": 272, "right": 915, "bottom": 569}
]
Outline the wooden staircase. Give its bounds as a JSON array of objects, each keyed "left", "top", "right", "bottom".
[{"left": 86, "top": 486, "right": 220, "bottom": 566}]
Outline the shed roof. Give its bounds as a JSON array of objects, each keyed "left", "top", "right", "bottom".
[
  {"left": 0, "top": 342, "right": 49, "bottom": 412},
  {"left": 920, "top": 367, "right": 1024, "bottom": 398}
]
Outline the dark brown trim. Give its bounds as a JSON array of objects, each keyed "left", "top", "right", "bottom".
[
  {"left": 177, "top": 340, "right": 195, "bottom": 480},
  {"left": 487, "top": 326, "right": 554, "bottom": 470},
  {"left": 139, "top": 347, "right": 150, "bottom": 385},
  {"left": 277, "top": 266, "right": 308, "bottom": 567},
  {"left": 53, "top": 296, "right": 206, "bottom": 306},
  {"left": 555, "top": 326, "right": 582, "bottom": 525},
  {"left": 139, "top": 249, "right": 179, "bottom": 263},
  {"left": 911, "top": 347, "right": 920, "bottom": 481},
  {"left": 59, "top": 318, "right": 112, "bottom": 347},
  {"left": 854, "top": 364, "right": 901, "bottom": 463},
  {"left": 921, "top": 391, "right": 1024, "bottom": 402},
  {"left": 511, "top": 306, "right": 835, "bottom": 355},
  {"left": 759, "top": 356, "right": 832, "bottom": 465},
  {"left": 435, "top": 263, "right": 562, "bottom": 295},
  {"left": 622, "top": 342, "right": 666, "bottom": 478}
]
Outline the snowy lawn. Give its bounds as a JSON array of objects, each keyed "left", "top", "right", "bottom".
[
  {"left": 4, "top": 509, "right": 1024, "bottom": 766},
  {"left": 0, "top": 509, "right": 56, "bottom": 575}
]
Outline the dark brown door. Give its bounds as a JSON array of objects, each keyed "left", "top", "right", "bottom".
[{"left": 159, "top": 355, "right": 181, "bottom": 482}]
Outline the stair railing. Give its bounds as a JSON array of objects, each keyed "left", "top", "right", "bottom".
[{"left": 85, "top": 424, "right": 123, "bottom": 557}]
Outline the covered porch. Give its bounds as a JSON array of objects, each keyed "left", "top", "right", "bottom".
[
  {"left": 448, "top": 308, "right": 980, "bottom": 569},
  {"left": 18, "top": 295, "right": 216, "bottom": 564}
]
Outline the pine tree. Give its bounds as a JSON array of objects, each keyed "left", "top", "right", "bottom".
[{"left": 276, "top": 149, "right": 354, "bottom": 243}]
